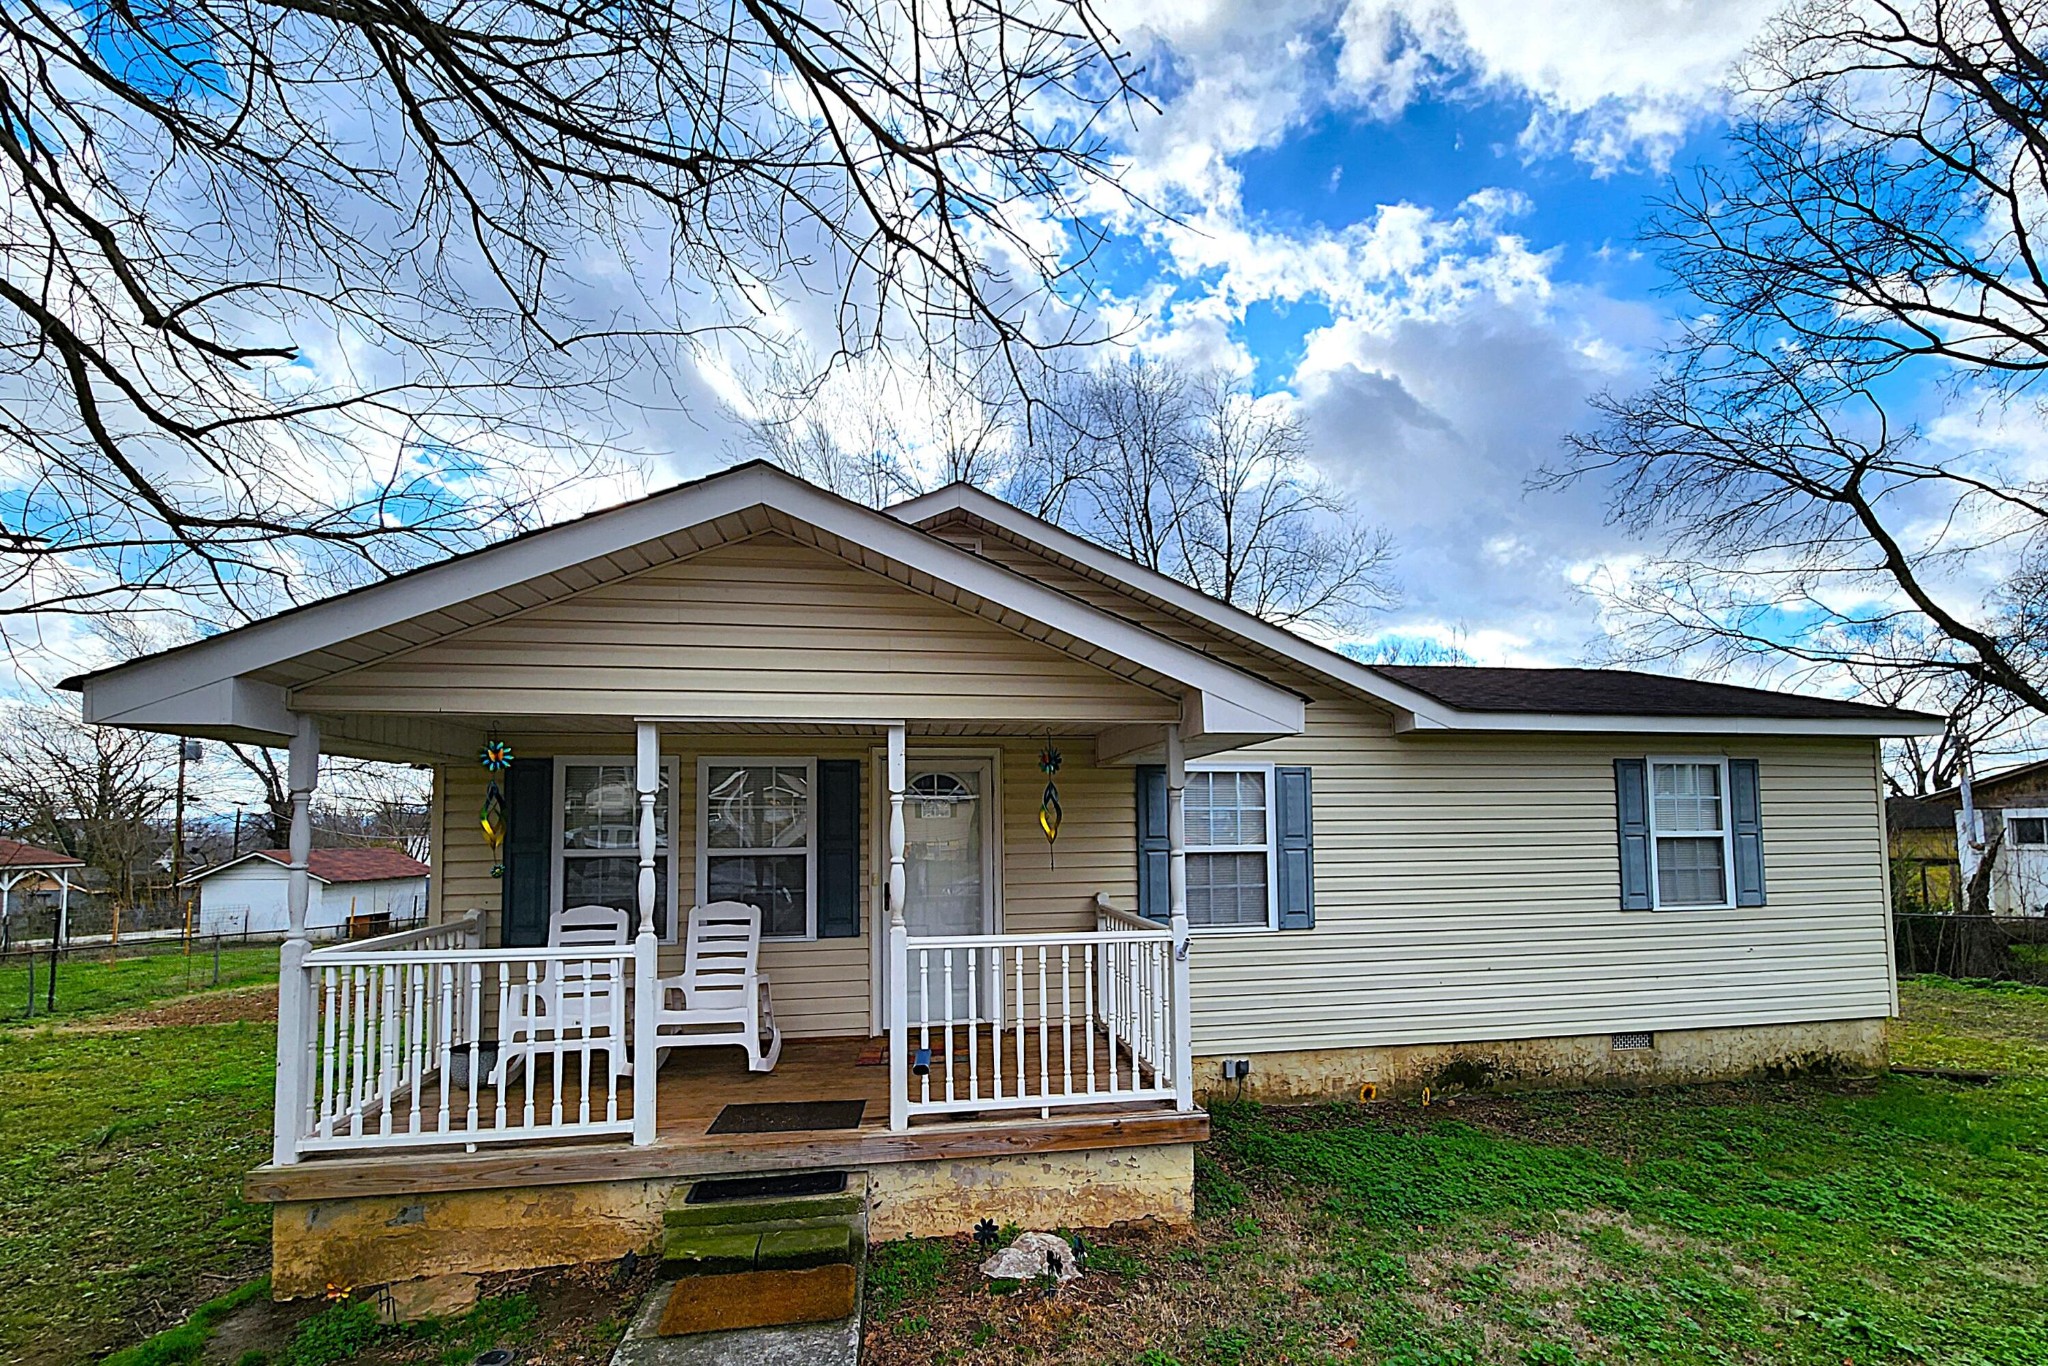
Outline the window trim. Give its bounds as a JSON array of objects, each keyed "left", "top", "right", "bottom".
[
  {"left": 696, "top": 755, "right": 819, "bottom": 942},
  {"left": 1183, "top": 759, "right": 1281, "bottom": 934},
  {"left": 2004, "top": 807, "right": 2048, "bottom": 847},
  {"left": 551, "top": 754, "right": 682, "bottom": 944},
  {"left": 1644, "top": 754, "right": 1736, "bottom": 912}
]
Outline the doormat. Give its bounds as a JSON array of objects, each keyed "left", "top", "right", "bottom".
[{"left": 707, "top": 1100, "right": 868, "bottom": 1134}]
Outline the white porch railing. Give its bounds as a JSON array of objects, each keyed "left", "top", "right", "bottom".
[
  {"left": 887, "top": 895, "right": 1191, "bottom": 1125},
  {"left": 276, "top": 911, "right": 654, "bottom": 1158}
]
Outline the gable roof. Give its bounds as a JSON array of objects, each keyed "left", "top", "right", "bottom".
[
  {"left": 186, "top": 847, "right": 430, "bottom": 886},
  {"left": 61, "top": 461, "right": 1942, "bottom": 747},
  {"left": 888, "top": 482, "right": 1944, "bottom": 738},
  {"left": 1373, "top": 666, "right": 1935, "bottom": 724},
  {"left": 0, "top": 837, "right": 85, "bottom": 870},
  {"left": 62, "top": 461, "right": 1306, "bottom": 758},
  {"left": 1889, "top": 756, "right": 2048, "bottom": 816}
]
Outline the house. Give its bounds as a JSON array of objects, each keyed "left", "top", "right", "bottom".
[
  {"left": 59, "top": 461, "right": 1940, "bottom": 1303},
  {"left": 183, "top": 848, "right": 431, "bottom": 939},
  {"left": 0, "top": 837, "right": 86, "bottom": 945},
  {"left": 1888, "top": 757, "right": 2048, "bottom": 915}
]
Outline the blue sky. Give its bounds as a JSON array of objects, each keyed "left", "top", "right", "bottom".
[{"left": 968, "top": 0, "right": 1792, "bottom": 667}]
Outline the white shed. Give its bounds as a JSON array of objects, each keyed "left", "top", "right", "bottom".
[{"left": 186, "top": 848, "right": 430, "bottom": 940}]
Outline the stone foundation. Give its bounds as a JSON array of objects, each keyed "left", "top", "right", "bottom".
[
  {"left": 1195, "top": 1017, "right": 1887, "bottom": 1105},
  {"left": 271, "top": 1179, "right": 672, "bottom": 1298},
  {"left": 269, "top": 1144, "right": 1195, "bottom": 1297},
  {"left": 864, "top": 1143, "right": 1194, "bottom": 1241}
]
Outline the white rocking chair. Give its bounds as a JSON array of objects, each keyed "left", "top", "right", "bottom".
[
  {"left": 651, "top": 902, "right": 783, "bottom": 1074},
  {"left": 492, "top": 904, "right": 633, "bottom": 1084}
]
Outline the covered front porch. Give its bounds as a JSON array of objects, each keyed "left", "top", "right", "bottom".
[{"left": 262, "top": 717, "right": 1204, "bottom": 1175}]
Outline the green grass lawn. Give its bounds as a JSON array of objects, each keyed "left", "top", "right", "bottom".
[
  {"left": 9, "top": 968, "right": 2047, "bottom": 1366},
  {"left": 0, "top": 963, "right": 278, "bottom": 1366},
  {"left": 0, "top": 945, "right": 281, "bottom": 1024},
  {"left": 867, "top": 978, "right": 2048, "bottom": 1366}
]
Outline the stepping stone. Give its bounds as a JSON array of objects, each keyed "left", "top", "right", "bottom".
[
  {"left": 660, "top": 1231, "right": 761, "bottom": 1278},
  {"left": 612, "top": 1274, "right": 860, "bottom": 1366},
  {"left": 658, "top": 1266, "right": 857, "bottom": 1337},
  {"left": 756, "top": 1224, "right": 854, "bottom": 1271}
]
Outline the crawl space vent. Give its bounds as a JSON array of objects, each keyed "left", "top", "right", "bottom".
[{"left": 1611, "top": 1031, "right": 1654, "bottom": 1051}]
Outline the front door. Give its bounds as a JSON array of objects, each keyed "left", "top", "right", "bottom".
[{"left": 893, "top": 757, "right": 997, "bottom": 1025}]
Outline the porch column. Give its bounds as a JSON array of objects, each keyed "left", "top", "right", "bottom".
[
  {"left": 886, "top": 723, "right": 909, "bottom": 1131},
  {"left": 632, "top": 720, "right": 660, "bottom": 1145},
  {"left": 1166, "top": 724, "right": 1195, "bottom": 1111},
  {"left": 271, "top": 714, "right": 319, "bottom": 1165}
]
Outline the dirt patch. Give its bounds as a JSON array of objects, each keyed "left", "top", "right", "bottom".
[{"left": 68, "top": 986, "right": 277, "bottom": 1032}]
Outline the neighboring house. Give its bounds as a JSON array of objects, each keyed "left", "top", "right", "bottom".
[
  {"left": 183, "top": 848, "right": 430, "bottom": 939},
  {"left": 60, "top": 461, "right": 1939, "bottom": 1302},
  {"left": 0, "top": 837, "right": 86, "bottom": 944},
  {"left": 1888, "top": 758, "right": 2048, "bottom": 916}
]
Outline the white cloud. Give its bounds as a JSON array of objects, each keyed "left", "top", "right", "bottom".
[{"left": 1336, "top": 0, "right": 1777, "bottom": 171}]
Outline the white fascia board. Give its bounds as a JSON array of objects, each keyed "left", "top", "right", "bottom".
[
  {"left": 889, "top": 485, "right": 1946, "bottom": 742},
  {"left": 85, "top": 676, "right": 296, "bottom": 739},
  {"left": 76, "top": 463, "right": 1304, "bottom": 739},
  {"left": 1392, "top": 711, "right": 1946, "bottom": 739}
]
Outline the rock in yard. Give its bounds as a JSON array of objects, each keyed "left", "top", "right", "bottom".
[
  {"left": 979, "top": 1231, "right": 1081, "bottom": 1283},
  {"left": 377, "top": 1272, "right": 480, "bottom": 1324}
]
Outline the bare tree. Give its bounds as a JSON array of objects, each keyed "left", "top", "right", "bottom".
[
  {"left": 742, "top": 354, "right": 1396, "bottom": 631},
  {"left": 0, "top": 693, "right": 175, "bottom": 900},
  {"left": 1172, "top": 372, "right": 1396, "bottom": 627},
  {"left": 1552, "top": 0, "right": 2048, "bottom": 727},
  {"left": 0, "top": 0, "right": 1147, "bottom": 630}
]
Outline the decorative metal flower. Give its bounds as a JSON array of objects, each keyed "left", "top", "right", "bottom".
[
  {"left": 478, "top": 738, "right": 516, "bottom": 771},
  {"left": 974, "top": 1218, "right": 1000, "bottom": 1251}
]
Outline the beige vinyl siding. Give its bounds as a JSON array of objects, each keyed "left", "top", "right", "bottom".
[
  {"left": 1186, "top": 697, "right": 1896, "bottom": 1052},
  {"left": 292, "top": 534, "right": 1178, "bottom": 725},
  {"left": 431, "top": 733, "right": 1132, "bottom": 1040}
]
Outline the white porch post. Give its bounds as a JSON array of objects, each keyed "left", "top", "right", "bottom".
[
  {"left": 1166, "top": 724, "right": 1195, "bottom": 1111},
  {"left": 271, "top": 714, "right": 319, "bottom": 1165},
  {"left": 56, "top": 873, "right": 70, "bottom": 948},
  {"left": 632, "top": 720, "right": 661, "bottom": 1145},
  {"left": 886, "top": 723, "right": 910, "bottom": 1131}
]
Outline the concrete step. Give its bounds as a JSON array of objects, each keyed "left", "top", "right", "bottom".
[{"left": 660, "top": 1221, "right": 858, "bottom": 1278}]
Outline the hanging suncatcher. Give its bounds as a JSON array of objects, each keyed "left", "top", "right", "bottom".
[
  {"left": 1038, "top": 737, "right": 1063, "bottom": 867},
  {"left": 479, "top": 736, "right": 515, "bottom": 879}
]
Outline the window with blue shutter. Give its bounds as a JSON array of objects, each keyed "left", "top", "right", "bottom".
[
  {"left": 1137, "top": 763, "right": 1314, "bottom": 930},
  {"left": 816, "top": 759, "right": 862, "bottom": 937}
]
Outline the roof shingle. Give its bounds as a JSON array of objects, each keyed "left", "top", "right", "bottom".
[{"left": 1370, "top": 665, "right": 1940, "bottom": 723}]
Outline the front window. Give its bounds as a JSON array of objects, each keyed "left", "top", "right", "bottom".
[
  {"left": 2009, "top": 814, "right": 2048, "bottom": 847},
  {"left": 555, "top": 759, "right": 676, "bottom": 937},
  {"left": 1185, "top": 767, "right": 1276, "bottom": 930},
  {"left": 700, "top": 760, "right": 814, "bottom": 938},
  {"left": 1649, "top": 760, "right": 1731, "bottom": 909}
]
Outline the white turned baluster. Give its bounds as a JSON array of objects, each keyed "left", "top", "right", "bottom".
[
  {"left": 942, "top": 948, "right": 956, "bottom": 1104},
  {"left": 1084, "top": 945, "right": 1096, "bottom": 1094},
  {"left": 1060, "top": 944, "right": 1073, "bottom": 1097},
  {"left": 966, "top": 948, "right": 979, "bottom": 1104}
]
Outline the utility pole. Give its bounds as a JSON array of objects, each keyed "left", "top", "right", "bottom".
[{"left": 232, "top": 805, "right": 244, "bottom": 859}]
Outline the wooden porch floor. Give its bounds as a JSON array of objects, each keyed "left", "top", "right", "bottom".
[{"left": 253, "top": 1035, "right": 1201, "bottom": 1203}]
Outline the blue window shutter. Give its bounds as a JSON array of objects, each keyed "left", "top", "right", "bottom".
[
  {"left": 1730, "top": 758, "right": 1766, "bottom": 907},
  {"left": 502, "top": 757, "right": 552, "bottom": 948},
  {"left": 1275, "top": 766, "right": 1315, "bottom": 930},
  {"left": 1136, "top": 765, "right": 1168, "bottom": 922},
  {"left": 1614, "top": 758, "right": 1652, "bottom": 911},
  {"left": 817, "top": 759, "right": 862, "bottom": 937}
]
